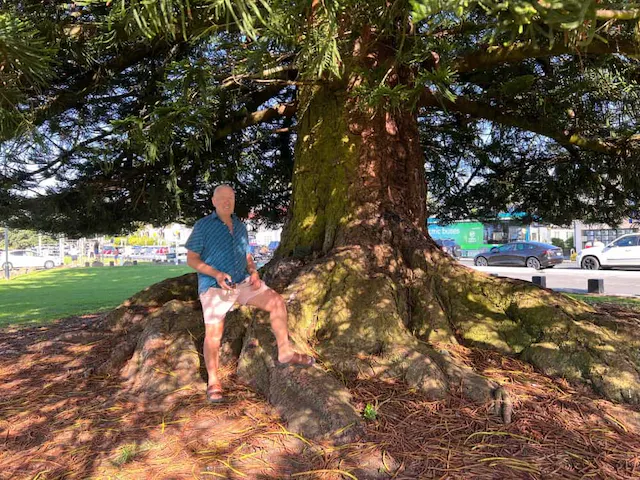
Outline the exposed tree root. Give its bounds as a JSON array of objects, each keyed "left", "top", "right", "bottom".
[
  {"left": 268, "top": 247, "right": 507, "bottom": 425},
  {"left": 433, "top": 262, "right": 640, "bottom": 404},
  {"left": 237, "top": 320, "right": 363, "bottom": 442}
]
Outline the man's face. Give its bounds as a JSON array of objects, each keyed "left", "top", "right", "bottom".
[{"left": 212, "top": 187, "right": 235, "bottom": 216}]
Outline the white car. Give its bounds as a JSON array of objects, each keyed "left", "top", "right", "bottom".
[
  {"left": 577, "top": 234, "right": 640, "bottom": 270},
  {"left": 2, "top": 249, "right": 62, "bottom": 270}
]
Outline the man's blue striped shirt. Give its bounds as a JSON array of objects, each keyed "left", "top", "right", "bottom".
[{"left": 185, "top": 212, "right": 251, "bottom": 294}]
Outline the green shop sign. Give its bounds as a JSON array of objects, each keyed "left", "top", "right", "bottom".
[{"left": 427, "top": 221, "right": 485, "bottom": 250}]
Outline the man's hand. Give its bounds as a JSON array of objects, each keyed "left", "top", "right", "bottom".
[
  {"left": 214, "top": 271, "right": 234, "bottom": 290},
  {"left": 248, "top": 271, "right": 262, "bottom": 290}
]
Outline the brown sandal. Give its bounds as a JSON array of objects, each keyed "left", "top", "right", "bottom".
[
  {"left": 277, "top": 352, "right": 315, "bottom": 368},
  {"left": 206, "top": 384, "right": 224, "bottom": 403}
]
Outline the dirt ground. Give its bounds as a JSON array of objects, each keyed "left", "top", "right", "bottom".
[{"left": 1, "top": 307, "right": 640, "bottom": 479}]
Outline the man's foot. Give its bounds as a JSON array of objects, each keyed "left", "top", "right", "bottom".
[
  {"left": 277, "top": 352, "right": 315, "bottom": 368},
  {"left": 206, "top": 383, "right": 224, "bottom": 403}
]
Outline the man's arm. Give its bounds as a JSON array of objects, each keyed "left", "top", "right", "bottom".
[
  {"left": 246, "top": 254, "right": 262, "bottom": 288},
  {"left": 187, "top": 250, "right": 233, "bottom": 290},
  {"left": 246, "top": 254, "right": 258, "bottom": 275}
]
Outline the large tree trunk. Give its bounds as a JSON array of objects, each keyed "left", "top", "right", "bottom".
[{"left": 93, "top": 67, "right": 640, "bottom": 453}]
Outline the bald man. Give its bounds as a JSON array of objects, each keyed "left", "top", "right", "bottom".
[{"left": 186, "top": 185, "right": 315, "bottom": 403}]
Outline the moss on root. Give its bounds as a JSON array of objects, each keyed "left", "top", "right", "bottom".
[
  {"left": 271, "top": 248, "right": 501, "bottom": 408},
  {"left": 422, "top": 261, "right": 640, "bottom": 404},
  {"left": 285, "top": 248, "right": 413, "bottom": 357}
]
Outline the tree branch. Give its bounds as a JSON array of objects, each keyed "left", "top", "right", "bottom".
[
  {"left": 452, "top": 37, "right": 640, "bottom": 73},
  {"left": 221, "top": 65, "right": 298, "bottom": 89},
  {"left": 213, "top": 103, "right": 297, "bottom": 140},
  {"left": 596, "top": 8, "right": 640, "bottom": 20},
  {"left": 419, "top": 90, "right": 636, "bottom": 156},
  {"left": 29, "top": 129, "right": 116, "bottom": 177},
  {"left": 0, "top": 40, "right": 184, "bottom": 143},
  {"left": 241, "top": 85, "right": 289, "bottom": 114}
]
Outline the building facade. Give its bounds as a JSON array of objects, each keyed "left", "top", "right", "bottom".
[{"left": 573, "top": 220, "right": 639, "bottom": 253}]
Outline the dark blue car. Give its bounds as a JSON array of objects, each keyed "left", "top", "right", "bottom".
[{"left": 474, "top": 242, "right": 563, "bottom": 269}]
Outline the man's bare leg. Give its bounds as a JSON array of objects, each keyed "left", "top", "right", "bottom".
[
  {"left": 204, "top": 321, "right": 225, "bottom": 399},
  {"left": 246, "top": 289, "right": 313, "bottom": 364}
]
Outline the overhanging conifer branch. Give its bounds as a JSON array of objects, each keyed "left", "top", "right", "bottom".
[
  {"left": 596, "top": 8, "right": 640, "bottom": 20},
  {"left": 452, "top": 37, "right": 640, "bottom": 73},
  {"left": 420, "top": 90, "right": 636, "bottom": 156},
  {"left": 213, "top": 103, "right": 297, "bottom": 140},
  {"left": 0, "top": 40, "right": 182, "bottom": 143}
]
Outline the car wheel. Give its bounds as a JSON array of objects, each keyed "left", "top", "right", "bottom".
[
  {"left": 581, "top": 256, "right": 600, "bottom": 270},
  {"left": 1, "top": 262, "right": 13, "bottom": 271},
  {"left": 526, "top": 257, "right": 541, "bottom": 269},
  {"left": 44, "top": 260, "right": 55, "bottom": 269},
  {"left": 475, "top": 257, "right": 488, "bottom": 266}
]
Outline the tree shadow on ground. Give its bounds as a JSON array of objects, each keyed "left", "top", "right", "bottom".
[
  {"left": 0, "top": 314, "right": 335, "bottom": 479},
  {"left": 342, "top": 354, "right": 640, "bottom": 479}
]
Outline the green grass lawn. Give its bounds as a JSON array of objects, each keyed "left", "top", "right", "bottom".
[
  {"left": 0, "top": 264, "right": 192, "bottom": 328},
  {"left": 2, "top": 267, "right": 637, "bottom": 330},
  {"left": 566, "top": 293, "right": 640, "bottom": 311}
]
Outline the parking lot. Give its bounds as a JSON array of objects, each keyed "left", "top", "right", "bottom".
[{"left": 461, "top": 258, "right": 640, "bottom": 296}]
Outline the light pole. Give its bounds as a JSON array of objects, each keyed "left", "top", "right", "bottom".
[{"left": 4, "top": 226, "right": 9, "bottom": 280}]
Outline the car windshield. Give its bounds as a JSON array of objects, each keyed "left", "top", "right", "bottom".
[{"left": 613, "top": 235, "right": 639, "bottom": 247}]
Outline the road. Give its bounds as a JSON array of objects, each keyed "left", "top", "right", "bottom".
[{"left": 459, "top": 258, "right": 640, "bottom": 297}]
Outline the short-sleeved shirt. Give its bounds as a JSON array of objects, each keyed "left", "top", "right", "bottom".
[{"left": 185, "top": 212, "right": 251, "bottom": 294}]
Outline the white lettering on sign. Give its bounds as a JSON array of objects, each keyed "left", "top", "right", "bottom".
[{"left": 431, "top": 227, "right": 460, "bottom": 235}]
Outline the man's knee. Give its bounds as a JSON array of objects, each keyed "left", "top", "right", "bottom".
[
  {"left": 204, "top": 325, "right": 224, "bottom": 348},
  {"left": 267, "top": 292, "right": 286, "bottom": 313},
  {"left": 204, "top": 334, "right": 222, "bottom": 350}
]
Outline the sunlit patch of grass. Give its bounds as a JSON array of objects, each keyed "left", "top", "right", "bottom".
[
  {"left": 112, "top": 443, "right": 139, "bottom": 466},
  {"left": 363, "top": 403, "right": 378, "bottom": 421},
  {"left": 111, "top": 441, "right": 157, "bottom": 467},
  {"left": 0, "top": 264, "right": 191, "bottom": 327},
  {"left": 567, "top": 294, "right": 640, "bottom": 311}
]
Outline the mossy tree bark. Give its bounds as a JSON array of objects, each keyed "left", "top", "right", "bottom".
[{"left": 95, "top": 43, "right": 640, "bottom": 444}]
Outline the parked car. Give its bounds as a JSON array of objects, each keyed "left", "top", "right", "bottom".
[
  {"left": 128, "top": 245, "right": 170, "bottom": 261},
  {"left": 2, "top": 250, "right": 62, "bottom": 270},
  {"left": 434, "top": 238, "right": 462, "bottom": 258},
  {"left": 474, "top": 241, "right": 563, "bottom": 269},
  {"left": 577, "top": 233, "right": 640, "bottom": 270}
]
